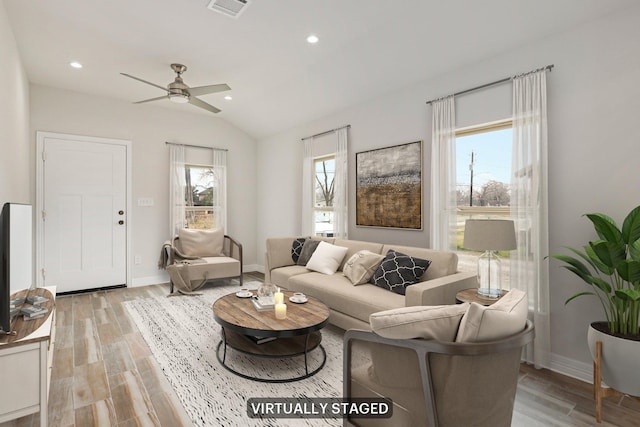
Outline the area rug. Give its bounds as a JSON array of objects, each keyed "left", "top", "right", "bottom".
[{"left": 123, "top": 281, "right": 344, "bottom": 426}]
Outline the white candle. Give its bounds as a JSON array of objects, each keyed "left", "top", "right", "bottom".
[
  {"left": 275, "top": 303, "right": 287, "bottom": 319},
  {"left": 274, "top": 290, "right": 284, "bottom": 305}
]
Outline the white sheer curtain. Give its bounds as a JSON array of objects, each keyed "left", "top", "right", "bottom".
[
  {"left": 212, "top": 149, "right": 227, "bottom": 232},
  {"left": 430, "top": 96, "right": 457, "bottom": 251},
  {"left": 169, "top": 144, "right": 186, "bottom": 238},
  {"left": 510, "top": 69, "right": 550, "bottom": 368},
  {"left": 301, "top": 137, "right": 314, "bottom": 236},
  {"left": 333, "top": 128, "right": 349, "bottom": 239}
]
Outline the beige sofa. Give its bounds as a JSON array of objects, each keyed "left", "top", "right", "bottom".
[{"left": 265, "top": 237, "right": 477, "bottom": 331}]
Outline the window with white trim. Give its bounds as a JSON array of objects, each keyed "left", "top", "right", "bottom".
[
  {"left": 184, "top": 163, "right": 216, "bottom": 229},
  {"left": 455, "top": 121, "right": 513, "bottom": 276},
  {"left": 313, "top": 155, "right": 335, "bottom": 236}
]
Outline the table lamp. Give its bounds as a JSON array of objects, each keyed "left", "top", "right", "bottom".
[{"left": 463, "top": 219, "right": 517, "bottom": 298}]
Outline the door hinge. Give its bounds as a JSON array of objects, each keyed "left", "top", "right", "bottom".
[
  {"left": 41, "top": 268, "right": 46, "bottom": 280},
  {"left": 42, "top": 151, "right": 46, "bottom": 161},
  {"left": 42, "top": 210, "right": 46, "bottom": 220}
]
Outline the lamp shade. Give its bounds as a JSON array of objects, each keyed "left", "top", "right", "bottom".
[{"left": 463, "top": 219, "right": 517, "bottom": 251}]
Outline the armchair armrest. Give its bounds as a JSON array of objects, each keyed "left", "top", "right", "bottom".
[
  {"left": 224, "top": 235, "right": 243, "bottom": 263},
  {"left": 404, "top": 271, "right": 477, "bottom": 307}
]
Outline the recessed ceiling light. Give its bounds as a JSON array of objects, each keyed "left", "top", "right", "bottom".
[
  {"left": 224, "top": 95, "right": 232, "bottom": 101},
  {"left": 69, "top": 61, "right": 83, "bottom": 69},
  {"left": 306, "top": 34, "right": 319, "bottom": 44}
]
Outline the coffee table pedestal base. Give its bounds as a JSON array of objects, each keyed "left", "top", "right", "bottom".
[{"left": 216, "top": 328, "right": 327, "bottom": 383}]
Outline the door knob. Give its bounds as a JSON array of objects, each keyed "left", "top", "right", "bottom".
[{"left": 118, "top": 220, "right": 124, "bottom": 225}]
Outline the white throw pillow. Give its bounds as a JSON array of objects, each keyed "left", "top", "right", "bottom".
[
  {"left": 370, "top": 304, "right": 470, "bottom": 341},
  {"left": 455, "top": 288, "right": 528, "bottom": 343},
  {"left": 343, "top": 250, "right": 385, "bottom": 285},
  {"left": 178, "top": 228, "right": 224, "bottom": 257},
  {"left": 305, "top": 241, "right": 349, "bottom": 275}
]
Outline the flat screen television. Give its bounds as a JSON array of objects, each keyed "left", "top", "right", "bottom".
[{"left": 0, "top": 203, "right": 33, "bottom": 334}]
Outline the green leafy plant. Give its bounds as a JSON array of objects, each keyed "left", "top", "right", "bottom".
[{"left": 549, "top": 205, "right": 640, "bottom": 337}]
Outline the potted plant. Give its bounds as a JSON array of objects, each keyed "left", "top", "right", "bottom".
[{"left": 549, "top": 205, "right": 640, "bottom": 396}]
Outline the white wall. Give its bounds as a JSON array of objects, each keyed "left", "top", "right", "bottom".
[
  {"left": 30, "top": 85, "right": 258, "bottom": 285},
  {"left": 0, "top": 3, "right": 30, "bottom": 204},
  {"left": 257, "top": 5, "right": 640, "bottom": 378}
]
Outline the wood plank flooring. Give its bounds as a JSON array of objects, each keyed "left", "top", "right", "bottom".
[{"left": 2, "top": 271, "right": 639, "bottom": 426}]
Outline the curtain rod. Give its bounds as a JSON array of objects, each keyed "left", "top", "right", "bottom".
[
  {"left": 425, "top": 64, "right": 554, "bottom": 105},
  {"left": 301, "top": 124, "right": 351, "bottom": 141},
  {"left": 165, "top": 141, "right": 228, "bottom": 152}
]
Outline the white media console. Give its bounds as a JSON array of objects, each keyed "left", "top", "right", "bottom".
[{"left": 0, "top": 286, "right": 56, "bottom": 426}]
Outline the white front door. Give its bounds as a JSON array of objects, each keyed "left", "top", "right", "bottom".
[{"left": 39, "top": 133, "right": 129, "bottom": 292}]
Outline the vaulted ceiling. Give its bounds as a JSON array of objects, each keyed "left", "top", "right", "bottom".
[{"left": 4, "top": 0, "right": 636, "bottom": 139}]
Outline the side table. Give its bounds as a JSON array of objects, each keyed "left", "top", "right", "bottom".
[{"left": 456, "top": 288, "right": 507, "bottom": 306}]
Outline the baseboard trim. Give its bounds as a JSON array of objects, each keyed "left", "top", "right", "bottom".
[
  {"left": 549, "top": 353, "right": 592, "bottom": 384},
  {"left": 243, "top": 264, "right": 261, "bottom": 273},
  {"left": 131, "top": 273, "right": 169, "bottom": 287}
]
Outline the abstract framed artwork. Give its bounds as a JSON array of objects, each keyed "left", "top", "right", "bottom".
[{"left": 356, "top": 141, "right": 422, "bottom": 229}]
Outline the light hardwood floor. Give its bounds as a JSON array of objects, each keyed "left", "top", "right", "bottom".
[{"left": 2, "top": 272, "right": 639, "bottom": 426}]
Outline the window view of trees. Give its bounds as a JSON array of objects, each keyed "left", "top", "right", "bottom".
[
  {"left": 314, "top": 156, "right": 335, "bottom": 236},
  {"left": 455, "top": 124, "right": 513, "bottom": 277},
  {"left": 185, "top": 164, "right": 216, "bottom": 229}
]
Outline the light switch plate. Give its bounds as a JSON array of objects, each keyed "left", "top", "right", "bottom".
[{"left": 137, "top": 197, "right": 154, "bottom": 207}]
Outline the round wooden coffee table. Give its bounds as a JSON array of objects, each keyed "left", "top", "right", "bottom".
[{"left": 212, "top": 290, "right": 330, "bottom": 383}]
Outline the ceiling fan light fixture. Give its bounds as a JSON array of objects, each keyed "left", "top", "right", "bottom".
[{"left": 169, "top": 93, "right": 189, "bottom": 103}]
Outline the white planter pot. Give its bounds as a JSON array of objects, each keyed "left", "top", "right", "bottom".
[{"left": 587, "top": 322, "right": 640, "bottom": 396}]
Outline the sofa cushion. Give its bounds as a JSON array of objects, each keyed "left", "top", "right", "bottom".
[
  {"left": 305, "top": 241, "right": 349, "bottom": 275},
  {"left": 343, "top": 250, "right": 385, "bottom": 285},
  {"left": 297, "top": 239, "right": 321, "bottom": 266},
  {"left": 371, "top": 250, "right": 431, "bottom": 295},
  {"left": 455, "top": 289, "right": 528, "bottom": 343},
  {"left": 370, "top": 303, "right": 469, "bottom": 341},
  {"left": 291, "top": 237, "right": 307, "bottom": 263},
  {"left": 178, "top": 228, "right": 224, "bottom": 257},
  {"left": 382, "top": 245, "right": 457, "bottom": 281},
  {"left": 287, "top": 272, "right": 404, "bottom": 323},
  {"left": 270, "top": 265, "right": 310, "bottom": 287}
]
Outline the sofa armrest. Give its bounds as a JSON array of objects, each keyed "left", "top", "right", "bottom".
[
  {"left": 404, "top": 271, "right": 477, "bottom": 307},
  {"left": 265, "top": 237, "right": 301, "bottom": 282}
]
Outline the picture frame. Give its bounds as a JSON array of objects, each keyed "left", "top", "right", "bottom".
[{"left": 356, "top": 141, "right": 422, "bottom": 229}]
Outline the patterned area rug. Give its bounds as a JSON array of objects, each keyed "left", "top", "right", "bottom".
[{"left": 123, "top": 281, "right": 343, "bottom": 426}]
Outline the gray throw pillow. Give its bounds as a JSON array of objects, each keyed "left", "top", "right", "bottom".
[{"left": 297, "top": 239, "right": 321, "bottom": 266}]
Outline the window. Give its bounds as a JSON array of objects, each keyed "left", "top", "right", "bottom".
[
  {"left": 455, "top": 121, "right": 513, "bottom": 276},
  {"left": 313, "top": 155, "right": 335, "bottom": 236},
  {"left": 184, "top": 163, "right": 216, "bottom": 229}
]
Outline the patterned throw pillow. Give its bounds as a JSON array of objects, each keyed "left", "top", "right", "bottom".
[
  {"left": 291, "top": 238, "right": 306, "bottom": 263},
  {"left": 296, "top": 239, "right": 321, "bottom": 266},
  {"left": 370, "top": 250, "right": 431, "bottom": 295}
]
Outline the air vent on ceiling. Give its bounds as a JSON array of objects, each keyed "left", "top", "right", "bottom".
[{"left": 207, "top": 0, "right": 250, "bottom": 19}]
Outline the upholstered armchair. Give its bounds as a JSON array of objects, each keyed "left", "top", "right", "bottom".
[
  {"left": 161, "top": 228, "right": 243, "bottom": 293},
  {"left": 343, "top": 290, "right": 535, "bottom": 427}
]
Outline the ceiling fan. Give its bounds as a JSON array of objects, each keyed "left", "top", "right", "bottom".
[{"left": 121, "top": 63, "right": 230, "bottom": 113}]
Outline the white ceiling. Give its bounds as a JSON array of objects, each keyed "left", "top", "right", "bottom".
[{"left": 4, "top": 0, "right": 636, "bottom": 139}]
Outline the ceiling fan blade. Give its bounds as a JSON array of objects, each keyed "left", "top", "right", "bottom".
[
  {"left": 188, "top": 96, "right": 221, "bottom": 113},
  {"left": 187, "top": 83, "right": 231, "bottom": 96},
  {"left": 134, "top": 95, "right": 169, "bottom": 104},
  {"left": 120, "top": 73, "right": 168, "bottom": 92}
]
